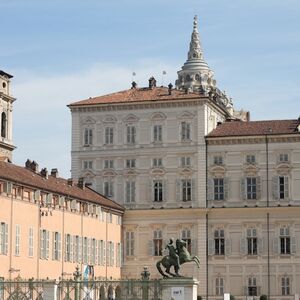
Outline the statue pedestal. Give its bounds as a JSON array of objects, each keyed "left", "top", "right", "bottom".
[{"left": 160, "top": 277, "right": 199, "bottom": 300}]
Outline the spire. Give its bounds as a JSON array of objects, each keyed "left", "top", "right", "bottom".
[{"left": 175, "top": 16, "right": 216, "bottom": 93}]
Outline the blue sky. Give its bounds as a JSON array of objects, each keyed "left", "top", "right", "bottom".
[{"left": 1, "top": 0, "right": 299, "bottom": 178}]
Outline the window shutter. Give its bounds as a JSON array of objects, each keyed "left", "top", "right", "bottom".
[
  {"left": 240, "top": 178, "right": 246, "bottom": 200},
  {"left": 40, "top": 230, "right": 43, "bottom": 259},
  {"left": 163, "top": 180, "right": 168, "bottom": 202},
  {"left": 46, "top": 193, "right": 53, "bottom": 205},
  {"left": 191, "top": 179, "right": 196, "bottom": 202},
  {"left": 52, "top": 232, "right": 55, "bottom": 260},
  {"left": 78, "top": 237, "right": 82, "bottom": 263},
  {"left": 284, "top": 176, "right": 289, "bottom": 199},
  {"left": 291, "top": 237, "right": 297, "bottom": 254},
  {"left": 103, "top": 241, "right": 106, "bottom": 266},
  {"left": 207, "top": 179, "right": 214, "bottom": 201},
  {"left": 148, "top": 240, "right": 154, "bottom": 256},
  {"left": 112, "top": 242, "right": 115, "bottom": 266},
  {"left": 46, "top": 231, "right": 50, "bottom": 259},
  {"left": 224, "top": 178, "right": 229, "bottom": 200},
  {"left": 244, "top": 286, "right": 248, "bottom": 296},
  {"left": 149, "top": 180, "right": 154, "bottom": 202},
  {"left": 64, "top": 234, "right": 67, "bottom": 262},
  {"left": 70, "top": 236, "right": 73, "bottom": 262},
  {"left": 95, "top": 240, "right": 98, "bottom": 265},
  {"left": 58, "top": 233, "right": 61, "bottom": 261},
  {"left": 3, "top": 182, "right": 12, "bottom": 194},
  {"left": 4, "top": 224, "right": 8, "bottom": 255},
  {"left": 256, "top": 176, "right": 262, "bottom": 200},
  {"left": 59, "top": 196, "right": 65, "bottom": 207},
  {"left": 258, "top": 238, "right": 263, "bottom": 255},
  {"left": 72, "top": 235, "right": 76, "bottom": 262},
  {"left": 208, "top": 238, "right": 214, "bottom": 255},
  {"left": 272, "top": 176, "right": 279, "bottom": 200},
  {"left": 87, "top": 238, "right": 91, "bottom": 264},
  {"left": 240, "top": 237, "right": 246, "bottom": 255},
  {"left": 273, "top": 237, "right": 279, "bottom": 255},
  {"left": 191, "top": 239, "right": 198, "bottom": 256},
  {"left": 225, "top": 238, "right": 231, "bottom": 256},
  {"left": 176, "top": 179, "right": 181, "bottom": 202},
  {"left": 34, "top": 190, "right": 41, "bottom": 202}
]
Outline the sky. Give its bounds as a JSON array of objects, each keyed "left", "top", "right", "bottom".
[{"left": 1, "top": 0, "right": 300, "bottom": 178}]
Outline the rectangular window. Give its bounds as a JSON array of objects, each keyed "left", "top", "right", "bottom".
[
  {"left": 153, "top": 230, "right": 162, "bottom": 256},
  {"left": 107, "top": 213, "right": 112, "bottom": 223},
  {"left": 182, "top": 179, "right": 192, "bottom": 202},
  {"left": 84, "top": 128, "right": 93, "bottom": 146},
  {"left": 281, "top": 277, "right": 290, "bottom": 295},
  {"left": 248, "top": 277, "right": 257, "bottom": 296},
  {"left": 98, "top": 240, "right": 105, "bottom": 265},
  {"left": 153, "top": 158, "right": 163, "bottom": 167},
  {"left": 83, "top": 237, "right": 88, "bottom": 264},
  {"left": 83, "top": 161, "right": 93, "bottom": 170},
  {"left": 246, "top": 154, "right": 256, "bottom": 164},
  {"left": 216, "top": 277, "right": 224, "bottom": 296},
  {"left": 104, "top": 159, "right": 114, "bottom": 169},
  {"left": 116, "top": 242, "right": 122, "bottom": 267},
  {"left": 126, "top": 159, "right": 136, "bottom": 168},
  {"left": 279, "top": 176, "right": 289, "bottom": 200},
  {"left": 246, "top": 177, "right": 257, "bottom": 200},
  {"left": 15, "top": 225, "right": 20, "bottom": 256},
  {"left": 181, "top": 156, "right": 191, "bottom": 167},
  {"left": 65, "top": 234, "right": 71, "bottom": 262},
  {"left": 53, "top": 232, "right": 61, "bottom": 261},
  {"left": 279, "top": 153, "right": 289, "bottom": 163},
  {"left": 127, "top": 126, "right": 136, "bottom": 144},
  {"left": 28, "top": 227, "right": 34, "bottom": 257},
  {"left": 104, "top": 180, "right": 114, "bottom": 197},
  {"left": 74, "top": 235, "right": 80, "bottom": 263},
  {"left": 0, "top": 222, "right": 8, "bottom": 255},
  {"left": 247, "top": 228, "right": 257, "bottom": 255},
  {"left": 181, "top": 229, "right": 191, "bottom": 253},
  {"left": 153, "top": 180, "right": 163, "bottom": 202},
  {"left": 214, "top": 178, "right": 224, "bottom": 200},
  {"left": 126, "top": 232, "right": 134, "bottom": 256},
  {"left": 214, "top": 229, "right": 225, "bottom": 255},
  {"left": 213, "top": 156, "right": 223, "bottom": 165},
  {"left": 105, "top": 127, "right": 114, "bottom": 145},
  {"left": 40, "top": 229, "right": 49, "bottom": 260},
  {"left": 280, "top": 227, "right": 291, "bottom": 254},
  {"left": 153, "top": 125, "right": 162, "bottom": 143},
  {"left": 181, "top": 122, "right": 191, "bottom": 141},
  {"left": 90, "top": 238, "right": 96, "bottom": 265},
  {"left": 125, "top": 181, "right": 136, "bottom": 203}
]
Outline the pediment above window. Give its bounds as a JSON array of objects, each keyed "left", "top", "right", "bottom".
[
  {"left": 150, "top": 168, "right": 165, "bottom": 176},
  {"left": 276, "top": 163, "right": 291, "bottom": 175},
  {"left": 177, "top": 111, "right": 195, "bottom": 120},
  {"left": 124, "top": 169, "right": 137, "bottom": 176},
  {"left": 83, "top": 116, "right": 96, "bottom": 124},
  {"left": 243, "top": 164, "right": 259, "bottom": 175},
  {"left": 103, "top": 170, "right": 117, "bottom": 177},
  {"left": 123, "top": 114, "right": 139, "bottom": 123},
  {"left": 81, "top": 171, "right": 96, "bottom": 178},
  {"left": 150, "top": 112, "right": 167, "bottom": 121},
  {"left": 179, "top": 167, "right": 193, "bottom": 176},
  {"left": 103, "top": 115, "right": 117, "bottom": 123},
  {"left": 209, "top": 165, "right": 226, "bottom": 176}
]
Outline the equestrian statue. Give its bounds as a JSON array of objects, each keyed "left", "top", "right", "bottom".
[{"left": 156, "top": 238, "right": 200, "bottom": 278}]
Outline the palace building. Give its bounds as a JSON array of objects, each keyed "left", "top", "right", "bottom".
[{"left": 68, "top": 16, "right": 300, "bottom": 299}]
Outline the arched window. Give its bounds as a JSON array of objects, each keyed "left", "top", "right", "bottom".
[{"left": 1, "top": 112, "right": 6, "bottom": 138}]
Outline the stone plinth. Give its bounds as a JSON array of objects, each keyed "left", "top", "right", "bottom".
[{"left": 160, "top": 277, "right": 199, "bottom": 300}]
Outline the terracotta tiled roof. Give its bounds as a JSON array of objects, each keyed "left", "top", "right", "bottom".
[
  {"left": 0, "top": 161, "right": 124, "bottom": 212},
  {"left": 207, "top": 119, "right": 300, "bottom": 138},
  {"left": 68, "top": 87, "right": 204, "bottom": 107}
]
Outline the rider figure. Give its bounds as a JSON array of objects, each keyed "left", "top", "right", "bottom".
[{"left": 165, "top": 238, "right": 180, "bottom": 272}]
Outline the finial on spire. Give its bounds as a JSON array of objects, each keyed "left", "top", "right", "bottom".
[{"left": 193, "top": 15, "right": 198, "bottom": 29}]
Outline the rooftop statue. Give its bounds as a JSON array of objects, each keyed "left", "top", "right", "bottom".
[{"left": 156, "top": 238, "right": 200, "bottom": 278}]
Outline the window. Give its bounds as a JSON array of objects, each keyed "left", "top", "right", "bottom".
[
  {"left": 14, "top": 225, "right": 20, "bottom": 256},
  {"left": 104, "top": 159, "right": 114, "bottom": 169},
  {"left": 181, "top": 156, "right": 191, "bottom": 168},
  {"left": 127, "top": 126, "right": 136, "bottom": 144},
  {"left": 153, "top": 158, "right": 163, "bottom": 167},
  {"left": 125, "top": 231, "right": 134, "bottom": 256},
  {"left": 53, "top": 232, "right": 61, "bottom": 261},
  {"left": 116, "top": 243, "right": 122, "bottom": 267},
  {"left": 28, "top": 227, "right": 34, "bottom": 257},
  {"left": 105, "top": 127, "right": 114, "bottom": 145},
  {"left": 98, "top": 240, "right": 105, "bottom": 265},
  {"left": 1, "top": 112, "right": 7, "bottom": 138},
  {"left": 182, "top": 179, "right": 192, "bottom": 202},
  {"left": 181, "top": 122, "right": 191, "bottom": 141},
  {"left": 214, "top": 178, "right": 224, "bottom": 200},
  {"left": 213, "top": 156, "right": 223, "bottom": 165},
  {"left": 248, "top": 277, "right": 257, "bottom": 296},
  {"left": 74, "top": 236, "right": 80, "bottom": 263},
  {"left": 40, "top": 229, "right": 49, "bottom": 259},
  {"left": 153, "top": 230, "right": 163, "bottom": 256},
  {"left": 247, "top": 228, "right": 257, "bottom": 255},
  {"left": 181, "top": 229, "right": 191, "bottom": 253},
  {"left": 83, "top": 237, "right": 88, "bottom": 264},
  {"left": 214, "top": 229, "right": 225, "bottom": 255},
  {"left": 84, "top": 128, "right": 93, "bottom": 146},
  {"left": 279, "top": 153, "right": 289, "bottom": 163},
  {"left": 153, "top": 125, "right": 162, "bottom": 143},
  {"left": 153, "top": 180, "right": 163, "bottom": 202},
  {"left": 246, "top": 177, "right": 257, "bottom": 200},
  {"left": 126, "top": 159, "right": 136, "bottom": 168},
  {"left": 281, "top": 277, "right": 290, "bottom": 295},
  {"left": 279, "top": 176, "right": 288, "bottom": 200},
  {"left": 216, "top": 277, "right": 224, "bottom": 296},
  {"left": 107, "top": 241, "right": 114, "bottom": 266},
  {"left": 0, "top": 222, "right": 8, "bottom": 255},
  {"left": 246, "top": 154, "right": 256, "bottom": 164},
  {"left": 104, "top": 180, "right": 114, "bottom": 197},
  {"left": 65, "top": 234, "right": 72, "bottom": 262},
  {"left": 83, "top": 161, "right": 93, "bottom": 170},
  {"left": 280, "top": 227, "right": 290, "bottom": 254},
  {"left": 125, "top": 181, "right": 136, "bottom": 203},
  {"left": 107, "top": 213, "right": 112, "bottom": 223},
  {"left": 90, "top": 238, "right": 96, "bottom": 265}
]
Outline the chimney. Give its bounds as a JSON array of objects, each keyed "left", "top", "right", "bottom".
[
  {"left": 131, "top": 81, "right": 137, "bottom": 89},
  {"left": 168, "top": 83, "right": 173, "bottom": 95},
  {"left": 40, "top": 168, "right": 48, "bottom": 179},
  {"left": 67, "top": 178, "right": 74, "bottom": 186},
  {"left": 148, "top": 77, "right": 156, "bottom": 89},
  {"left": 51, "top": 168, "right": 58, "bottom": 178},
  {"left": 30, "top": 161, "right": 39, "bottom": 173},
  {"left": 77, "top": 177, "right": 85, "bottom": 189},
  {"left": 25, "top": 159, "right": 32, "bottom": 169}
]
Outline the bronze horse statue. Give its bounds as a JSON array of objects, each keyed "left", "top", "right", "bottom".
[{"left": 156, "top": 239, "right": 200, "bottom": 278}]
